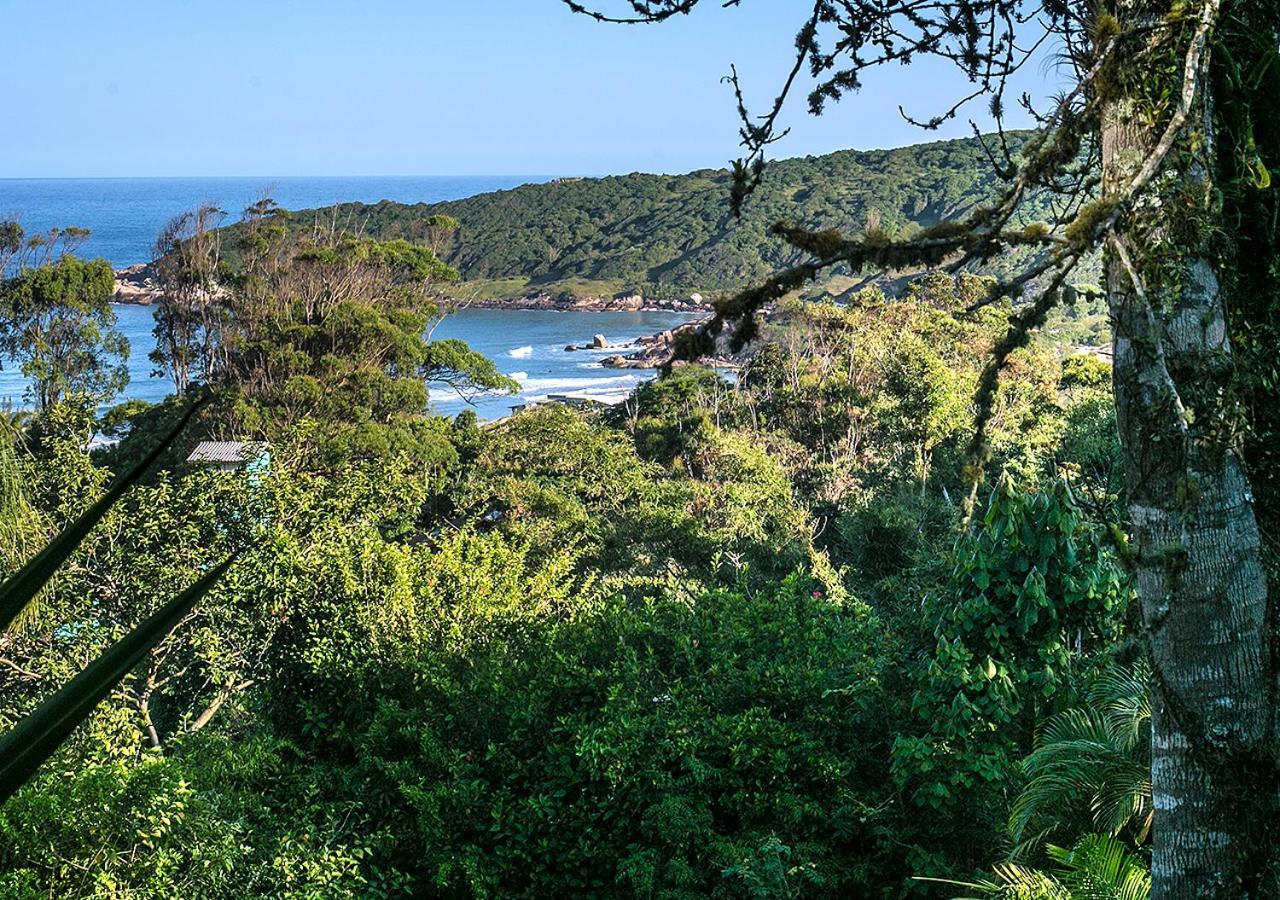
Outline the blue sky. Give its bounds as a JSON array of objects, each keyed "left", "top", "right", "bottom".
[{"left": 2, "top": 1, "right": 1057, "bottom": 177}]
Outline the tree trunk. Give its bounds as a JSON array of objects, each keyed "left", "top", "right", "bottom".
[
  {"left": 137, "top": 692, "right": 162, "bottom": 749},
  {"left": 1103, "top": 4, "right": 1276, "bottom": 894}
]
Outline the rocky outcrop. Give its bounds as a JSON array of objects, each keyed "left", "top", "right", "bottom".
[
  {"left": 596, "top": 318, "right": 743, "bottom": 370},
  {"left": 113, "top": 264, "right": 162, "bottom": 305}
]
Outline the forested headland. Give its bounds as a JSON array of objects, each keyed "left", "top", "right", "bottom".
[{"left": 229, "top": 134, "right": 1067, "bottom": 305}]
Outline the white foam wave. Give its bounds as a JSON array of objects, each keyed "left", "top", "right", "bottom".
[
  {"left": 513, "top": 372, "right": 642, "bottom": 392},
  {"left": 508, "top": 345, "right": 534, "bottom": 358},
  {"left": 523, "top": 388, "right": 638, "bottom": 406}
]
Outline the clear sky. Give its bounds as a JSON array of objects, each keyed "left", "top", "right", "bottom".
[{"left": 1, "top": 1, "right": 1057, "bottom": 178}]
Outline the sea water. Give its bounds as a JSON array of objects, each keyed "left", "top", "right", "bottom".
[{"left": 0, "top": 177, "right": 696, "bottom": 420}]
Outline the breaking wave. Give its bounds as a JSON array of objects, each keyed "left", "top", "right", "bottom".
[{"left": 511, "top": 372, "right": 642, "bottom": 393}]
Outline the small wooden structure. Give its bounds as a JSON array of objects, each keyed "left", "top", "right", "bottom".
[{"left": 186, "top": 441, "right": 270, "bottom": 473}]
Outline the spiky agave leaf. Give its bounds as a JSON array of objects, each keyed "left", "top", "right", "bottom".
[
  {"left": 0, "top": 553, "right": 238, "bottom": 804},
  {"left": 0, "top": 395, "right": 206, "bottom": 632}
]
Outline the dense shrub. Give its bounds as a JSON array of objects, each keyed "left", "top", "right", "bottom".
[{"left": 281, "top": 567, "right": 901, "bottom": 897}]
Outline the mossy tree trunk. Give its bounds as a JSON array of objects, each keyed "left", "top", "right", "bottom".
[{"left": 1103, "top": 2, "right": 1276, "bottom": 893}]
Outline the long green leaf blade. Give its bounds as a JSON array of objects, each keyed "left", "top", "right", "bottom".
[
  {"left": 0, "top": 395, "right": 207, "bottom": 632},
  {"left": 0, "top": 553, "right": 238, "bottom": 804}
]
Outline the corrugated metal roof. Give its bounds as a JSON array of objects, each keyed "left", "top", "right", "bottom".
[{"left": 187, "top": 441, "right": 267, "bottom": 464}]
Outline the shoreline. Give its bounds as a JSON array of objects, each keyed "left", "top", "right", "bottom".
[
  {"left": 109, "top": 263, "right": 730, "bottom": 374},
  {"left": 462, "top": 295, "right": 706, "bottom": 314},
  {"left": 112, "top": 264, "right": 710, "bottom": 315}
]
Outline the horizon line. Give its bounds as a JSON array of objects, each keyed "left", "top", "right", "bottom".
[{"left": 1, "top": 132, "right": 1015, "bottom": 182}]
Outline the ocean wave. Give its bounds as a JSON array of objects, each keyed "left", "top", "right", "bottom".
[
  {"left": 523, "top": 388, "right": 637, "bottom": 406},
  {"left": 507, "top": 345, "right": 534, "bottom": 358},
  {"left": 512, "top": 372, "right": 642, "bottom": 392},
  {"left": 430, "top": 367, "right": 656, "bottom": 414}
]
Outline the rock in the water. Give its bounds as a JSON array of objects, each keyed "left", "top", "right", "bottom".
[
  {"left": 592, "top": 334, "right": 609, "bottom": 349},
  {"left": 564, "top": 344, "right": 578, "bottom": 352},
  {"left": 113, "top": 263, "right": 162, "bottom": 304},
  {"left": 601, "top": 355, "right": 629, "bottom": 368}
]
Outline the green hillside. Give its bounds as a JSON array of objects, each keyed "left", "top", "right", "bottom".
[{"left": 278, "top": 134, "right": 1040, "bottom": 301}]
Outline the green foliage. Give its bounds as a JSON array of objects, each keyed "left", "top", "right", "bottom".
[
  {"left": 930, "top": 834, "right": 1149, "bottom": 900},
  {"left": 233, "top": 135, "right": 1068, "bottom": 301},
  {"left": 891, "top": 478, "right": 1130, "bottom": 837},
  {"left": 1215, "top": 11, "right": 1280, "bottom": 577},
  {"left": 0, "top": 746, "right": 244, "bottom": 898},
  {"left": 0, "top": 429, "right": 40, "bottom": 575},
  {"left": 1011, "top": 665, "right": 1151, "bottom": 857},
  {"left": 0, "top": 556, "right": 235, "bottom": 804},
  {"left": 0, "top": 731, "right": 405, "bottom": 899},
  {"left": 623, "top": 364, "right": 742, "bottom": 466},
  {"left": 0, "top": 399, "right": 204, "bottom": 632},
  {"left": 456, "top": 404, "right": 828, "bottom": 596},
  {"left": 276, "top": 564, "right": 896, "bottom": 896},
  {"left": 122, "top": 203, "right": 516, "bottom": 469},
  {"left": 0, "top": 401, "right": 236, "bottom": 806},
  {"left": 872, "top": 331, "right": 970, "bottom": 485},
  {"left": 0, "top": 255, "right": 128, "bottom": 411},
  {"left": 0, "top": 261, "right": 1137, "bottom": 896}
]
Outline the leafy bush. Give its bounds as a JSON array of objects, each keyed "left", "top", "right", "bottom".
[
  {"left": 277, "top": 565, "right": 901, "bottom": 897},
  {"left": 891, "top": 477, "right": 1131, "bottom": 867}
]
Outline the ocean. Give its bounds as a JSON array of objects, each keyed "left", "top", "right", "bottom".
[
  {"left": 0, "top": 176, "right": 545, "bottom": 267},
  {"left": 0, "top": 177, "right": 696, "bottom": 421}
]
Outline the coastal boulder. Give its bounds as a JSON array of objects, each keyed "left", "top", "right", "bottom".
[
  {"left": 113, "top": 264, "right": 162, "bottom": 305},
  {"left": 592, "top": 334, "right": 609, "bottom": 349}
]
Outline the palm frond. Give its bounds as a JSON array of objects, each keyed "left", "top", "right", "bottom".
[
  {"left": 1087, "top": 663, "right": 1150, "bottom": 749},
  {"left": 1011, "top": 665, "right": 1151, "bottom": 850},
  {"left": 923, "top": 835, "right": 1149, "bottom": 900},
  {"left": 916, "top": 863, "right": 1072, "bottom": 899},
  {"left": 1047, "top": 834, "right": 1150, "bottom": 900}
]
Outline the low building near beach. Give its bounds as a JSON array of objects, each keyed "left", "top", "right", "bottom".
[{"left": 187, "top": 441, "right": 270, "bottom": 474}]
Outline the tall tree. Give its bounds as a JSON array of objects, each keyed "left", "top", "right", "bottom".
[
  {"left": 566, "top": 0, "right": 1279, "bottom": 894},
  {"left": 0, "top": 225, "right": 129, "bottom": 412},
  {"left": 151, "top": 204, "right": 227, "bottom": 394},
  {"left": 207, "top": 204, "right": 516, "bottom": 463}
]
